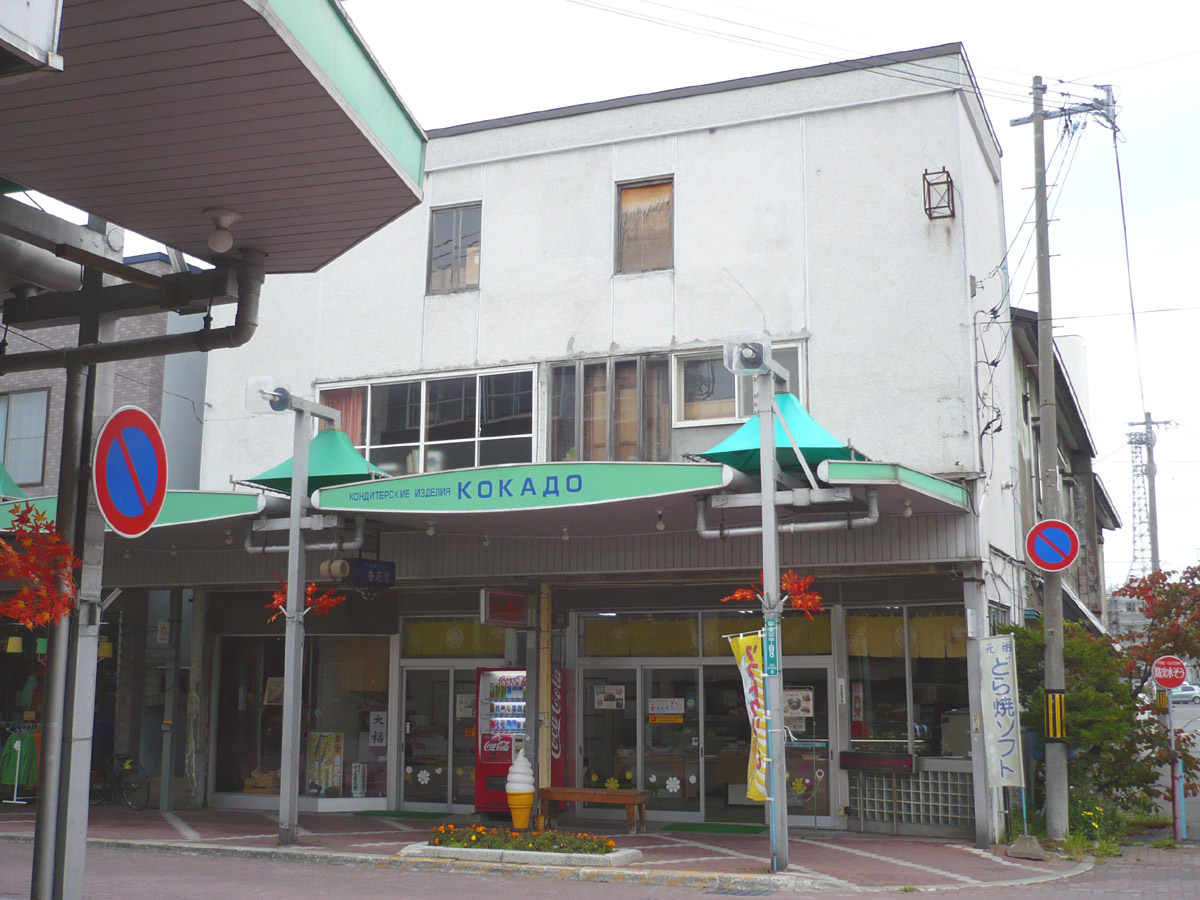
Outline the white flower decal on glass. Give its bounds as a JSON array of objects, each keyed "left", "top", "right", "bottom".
[
  {"left": 405, "top": 766, "right": 412, "bottom": 774},
  {"left": 417, "top": 770, "right": 430, "bottom": 785},
  {"left": 435, "top": 767, "right": 443, "bottom": 775},
  {"left": 648, "top": 774, "right": 657, "bottom": 783},
  {"left": 688, "top": 774, "right": 696, "bottom": 784},
  {"left": 665, "top": 776, "right": 681, "bottom": 793}
]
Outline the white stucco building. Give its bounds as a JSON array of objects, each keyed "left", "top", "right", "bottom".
[{"left": 160, "top": 43, "right": 1113, "bottom": 842}]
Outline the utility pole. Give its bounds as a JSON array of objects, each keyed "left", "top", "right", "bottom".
[{"left": 1009, "top": 77, "right": 1112, "bottom": 843}]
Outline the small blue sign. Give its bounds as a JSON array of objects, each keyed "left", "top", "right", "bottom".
[
  {"left": 763, "top": 616, "right": 780, "bottom": 676},
  {"left": 347, "top": 558, "right": 395, "bottom": 586}
]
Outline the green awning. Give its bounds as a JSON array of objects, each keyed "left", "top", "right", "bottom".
[
  {"left": 0, "top": 491, "right": 265, "bottom": 532},
  {"left": 697, "top": 393, "right": 855, "bottom": 477},
  {"left": 0, "top": 462, "right": 27, "bottom": 501},
  {"left": 247, "top": 429, "right": 385, "bottom": 496}
]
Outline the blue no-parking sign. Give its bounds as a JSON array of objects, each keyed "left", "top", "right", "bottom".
[
  {"left": 92, "top": 406, "right": 168, "bottom": 539},
  {"left": 1025, "top": 519, "right": 1079, "bottom": 572}
]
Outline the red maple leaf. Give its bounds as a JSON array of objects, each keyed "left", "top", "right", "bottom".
[
  {"left": 720, "top": 570, "right": 824, "bottom": 619},
  {"left": 265, "top": 572, "right": 347, "bottom": 623},
  {"left": 0, "top": 503, "right": 80, "bottom": 628}
]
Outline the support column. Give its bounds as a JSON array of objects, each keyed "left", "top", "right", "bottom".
[
  {"left": 538, "top": 584, "right": 552, "bottom": 791},
  {"left": 114, "top": 593, "right": 148, "bottom": 757},
  {"left": 185, "top": 589, "right": 210, "bottom": 809},
  {"left": 160, "top": 589, "right": 183, "bottom": 811}
]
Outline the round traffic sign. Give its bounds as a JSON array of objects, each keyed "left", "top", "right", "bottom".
[
  {"left": 92, "top": 406, "right": 168, "bottom": 539},
  {"left": 1025, "top": 519, "right": 1079, "bottom": 572},
  {"left": 1152, "top": 655, "right": 1187, "bottom": 690}
]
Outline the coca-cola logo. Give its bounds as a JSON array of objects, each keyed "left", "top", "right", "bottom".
[
  {"left": 482, "top": 736, "right": 512, "bottom": 753},
  {"left": 550, "top": 669, "right": 563, "bottom": 760}
]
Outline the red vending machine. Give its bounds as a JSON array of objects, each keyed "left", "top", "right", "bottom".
[{"left": 475, "top": 668, "right": 527, "bottom": 812}]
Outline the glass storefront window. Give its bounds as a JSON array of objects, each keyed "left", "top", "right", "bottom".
[
  {"left": 580, "top": 668, "right": 637, "bottom": 804},
  {"left": 579, "top": 613, "right": 699, "bottom": 657},
  {"left": 847, "top": 607, "right": 968, "bottom": 757},
  {"left": 213, "top": 635, "right": 389, "bottom": 797}
]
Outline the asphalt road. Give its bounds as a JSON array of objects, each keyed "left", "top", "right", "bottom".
[{"left": 1, "top": 841, "right": 1198, "bottom": 900}]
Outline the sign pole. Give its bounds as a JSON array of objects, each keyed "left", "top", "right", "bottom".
[
  {"left": 755, "top": 367, "right": 788, "bottom": 873},
  {"left": 275, "top": 394, "right": 339, "bottom": 845},
  {"left": 1168, "top": 691, "right": 1183, "bottom": 842}
]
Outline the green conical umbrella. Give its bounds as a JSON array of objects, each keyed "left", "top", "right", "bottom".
[
  {"left": 246, "top": 429, "right": 385, "bottom": 496},
  {"left": 697, "top": 393, "right": 856, "bottom": 478},
  {"left": 0, "top": 461, "right": 27, "bottom": 501}
]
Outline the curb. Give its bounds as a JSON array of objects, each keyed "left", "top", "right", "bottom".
[{"left": 399, "top": 843, "right": 644, "bottom": 867}]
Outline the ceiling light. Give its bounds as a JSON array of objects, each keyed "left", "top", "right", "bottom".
[
  {"left": 224, "top": 530, "right": 234, "bottom": 545},
  {"left": 202, "top": 207, "right": 242, "bottom": 254},
  {"left": 902, "top": 501, "right": 913, "bottom": 518},
  {"left": 561, "top": 526, "right": 569, "bottom": 542},
  {"left": 656, "top": 508, "right": 665, "bottom": 531},
  {"left": 426, "top": 523, "right": 436, "bottom": 537},
  {"left": 482, "top": 533, "right": 491, "bottom": 547}
]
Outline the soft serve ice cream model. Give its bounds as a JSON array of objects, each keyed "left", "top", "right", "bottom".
[{"left": 505, "top": 749, "right": 536, "bottom": 829}]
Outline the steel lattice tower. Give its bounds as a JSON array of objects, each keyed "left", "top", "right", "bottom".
[{"left": 1127, "top": 432, "right": 1152, "bottom": 579}]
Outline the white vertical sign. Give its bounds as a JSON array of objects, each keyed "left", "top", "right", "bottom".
[{"left": 978, "top": 635, "right": 1024, "bottom": 788}]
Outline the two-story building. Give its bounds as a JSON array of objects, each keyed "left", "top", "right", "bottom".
[{"left": 81, "top": 43, "right": 1113, "bottom": 844}]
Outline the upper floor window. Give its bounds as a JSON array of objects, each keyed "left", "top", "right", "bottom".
[
  {"left": 617, "top": 180, "right": 672, "bottom": 273},
  {"left": 673, "top": 344, "right": 805, "bottom": 426},
  {"left": 320, "top": 370, "right": 533, "bottom": 477},
  {"left": 550, "top": 356, "right": 670, "bottom": 462},
  {"left": 428, "top": 204, "right": 481, "bottom": 293},
  {"left": 0, "top": 389, "right": 49, "bottom": 485}
]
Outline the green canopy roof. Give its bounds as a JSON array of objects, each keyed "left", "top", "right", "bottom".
[
  {"left": 0, "top": 461, "right": 27, "bottom": 501},
  {"left": 697, "top": 393, "right": 855, "bottom": 478},
  {"left": 247, "top": 429, "right": 385, "bottom": 496}
]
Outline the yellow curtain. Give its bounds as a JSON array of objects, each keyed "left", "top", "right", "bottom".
[
  {"left": 868, "top": 616, "right": 898, "bottom": 657},
  {"left": 914, "top": 614, "right": 946, "bottom": 659},
  {"left": 944, "top": 614, "right": 968, "bottom": 658},
  {"left": 847, "top": 615, "right": 869, "bottom": 656}
]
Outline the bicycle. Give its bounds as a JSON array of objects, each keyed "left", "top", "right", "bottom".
[{"left": 89, "top": 753, "right": 150, "bottom": 811}]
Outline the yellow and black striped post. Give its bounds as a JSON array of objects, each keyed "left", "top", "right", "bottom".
[
  {"left": 1156, "top": 690, "right": 1169, "bottom": 715},
  {"left": 1045, "top": 689, "right": 1066, "bottom": 742}
]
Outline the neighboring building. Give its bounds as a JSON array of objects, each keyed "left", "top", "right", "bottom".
[{"left": 78, "top": 43, "right": 1111, "bottom": 842}]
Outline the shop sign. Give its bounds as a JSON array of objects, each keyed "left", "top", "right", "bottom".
[
  {"left": 649, "top": 714, "right": 684, "bottom": 724},
  {"left": 783, "top": 688, "right": 813, "bottom": 727},
  {"left": 648, "top": 698, "right": 685, "bottom": 715},
  {"left": 729, "top": 631, "right": 768, "bottom": 801},
  {"left": 480, "top": 588, "right": 527, "bottom": 627},
  {"left": 978, "top": 635, "right": 1024, "bottom": 787},
  {"left": 315, "top": 462, "right": 729, "bottom": 513},
  {"left": 348, "top": 558, "right": 395, "bottom": 586},
  {"left": 839, "top": 751, "right": 915, "bottom": 773},
  {"left": 369, "top": 711, "right": 387, "bottom": 747}
]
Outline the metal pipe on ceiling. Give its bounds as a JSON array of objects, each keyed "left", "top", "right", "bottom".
[
  {"left": 0, "top": 249, "right": 265, "bottom": 374},
  {"left": 0, "top": 232, "right": 82, "bottom": 292},
  {"left": 695, "top": 487, "right": 880, "bottom": 539}
]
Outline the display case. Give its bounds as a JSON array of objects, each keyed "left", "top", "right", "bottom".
[{"left": 474, "top": 668, "right": 527, "bottom": 811}]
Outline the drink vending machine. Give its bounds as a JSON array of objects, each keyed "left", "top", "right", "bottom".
[{"left": 475, "top": 668, "right": 527, "bottom": 811}]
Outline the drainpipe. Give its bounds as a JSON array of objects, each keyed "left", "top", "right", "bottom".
[
  {"left": 695, "top": 487, "right": 879, "bottom": 539},
  {"left": 0, "top": 249, "right": 265, "bottom": 373}
]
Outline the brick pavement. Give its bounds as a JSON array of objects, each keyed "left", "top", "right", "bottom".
[{"left": 0, "top": 805, "right": 1098, "bottom": 892}]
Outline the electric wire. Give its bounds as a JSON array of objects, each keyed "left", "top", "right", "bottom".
[
  {"left": 561, "top": 0, "right": 1089, "bottom": 110},
  {"left": 1109, "top": 132, "right": 1147, "bottom": 419}
]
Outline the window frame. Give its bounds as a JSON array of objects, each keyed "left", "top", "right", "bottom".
[
  {"left": 548, "top": 355, "right": 671, "bottom": 462},
  {"left": 615, "top": 177, "right": 674, "bottom": 275},
  {"left": 671, "top": 342, "right": 806, "bottom": 428},
  {"left": 0, "top": 388, "right": 50, "bottom": 486},
  {"left": 426, "top": 202, "right": 482, "bottom": 295},
  {"left": 318, "top": 366, "right": 534, "bottom": 477}
]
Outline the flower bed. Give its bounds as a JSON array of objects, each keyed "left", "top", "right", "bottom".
[{"left": 430, "top": 823, "right": 616, "bottom": 854}]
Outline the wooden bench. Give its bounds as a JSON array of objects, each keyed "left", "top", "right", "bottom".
[{"left": 538, "top": 787, "right": 650, "bottom": 833}]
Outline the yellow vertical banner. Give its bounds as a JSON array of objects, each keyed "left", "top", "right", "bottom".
[{"left": 729, "top": 632, "right": 768, "bottom": 802}]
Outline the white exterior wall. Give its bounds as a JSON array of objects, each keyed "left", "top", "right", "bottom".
[{"left": 201, "top": 49, "right": 1008, "bottom": 537}]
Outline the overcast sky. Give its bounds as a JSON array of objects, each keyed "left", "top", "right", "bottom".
[{"left": 338, "top": 0, "right": 1199, "bottom": 586}]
